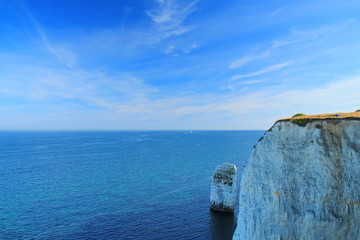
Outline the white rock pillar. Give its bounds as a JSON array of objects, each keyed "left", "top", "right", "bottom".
[{"left": 210, "top": 163, "right": 237, "bottom": 212}]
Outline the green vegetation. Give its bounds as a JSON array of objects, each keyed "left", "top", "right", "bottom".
[
  {"left": 280, "top": 111, "right": 360, "bottom": 128},
  {"left": 290, "top": 118, "right": 311, "bottom": 127},
  {"left": 292, "top": 113, "right": 307, "bottom": 117}
]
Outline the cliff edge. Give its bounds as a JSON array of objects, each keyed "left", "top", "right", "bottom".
[{"left": 233, "top": 112, "right": 360, "bottom": 240}]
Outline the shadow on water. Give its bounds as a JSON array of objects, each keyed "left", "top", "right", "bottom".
[{"left": 209, "top": 210, "right": 236, "bottom": 240}]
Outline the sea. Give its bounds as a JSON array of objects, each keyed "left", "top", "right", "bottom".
[{"left": 0, "top": 130, "right": 264, "bottom": 240}]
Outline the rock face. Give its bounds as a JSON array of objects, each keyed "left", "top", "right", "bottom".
[
  {"left": 233, "top": 119, "right": 360, "bottom": 240},
  {"left": 210, "top": 163, "right": 237, "bottom": 212}
]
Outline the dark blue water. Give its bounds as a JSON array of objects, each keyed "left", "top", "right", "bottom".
[{"left": 0, "top": 131, "right": 263, "bottom": 240}]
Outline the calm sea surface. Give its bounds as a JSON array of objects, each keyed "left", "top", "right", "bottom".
[{"left": 0, "top": 131, "right": 264, "bottom": 240}]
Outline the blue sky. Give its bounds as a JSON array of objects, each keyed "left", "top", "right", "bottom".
[{"left": 1, "top": 0, "right": 360, "bottom": 130}]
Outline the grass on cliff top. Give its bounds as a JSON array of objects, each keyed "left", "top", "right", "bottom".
[
  {"left": 281, "top": 111, "right": 360, "bottom": 121},
  {"left": 279, "top": 111, "right": 360, "bottom": 127}
]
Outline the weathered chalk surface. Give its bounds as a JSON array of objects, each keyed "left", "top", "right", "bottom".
[
  {"left": 210, "top": 163, "right": 237, "bottom": 212},
  {"left": 233, "top": 120, "right": 360, "bottom": 240}
]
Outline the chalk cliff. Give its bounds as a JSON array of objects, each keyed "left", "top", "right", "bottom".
[
  {"left": 233, "top": 118, "right": 360, "bottom": 240},
  {"left": 210, "top": 163, "right": 237, "bottom": 212}
]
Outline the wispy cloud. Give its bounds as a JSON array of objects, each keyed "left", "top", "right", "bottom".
[
  {"left": 121, "top": 76, "right": 360, "bottom": 126},
  {"left": 80, "top": 0, "right": 200, "bottom": 55},
  {"left": 164, "top": 41, "right": 199, "bottom": 55},
  {"left": 269, "top": 6, "right": 288, "bottom": 17},
  {"left": 224, "top": 79, "right": 264, "bottom": 91},
  {"left": 230, "top": 50, "right": 270, "bottom": 69},
  {"left": 183, "top": 42, "right": 199, "bottom": 53},
  {"left": 20, "top": 3, "right": 76, "bottom": 68},
  {"left": 0, "top": 63, "right": 158, "bottom": 110},
  {"left": 146, "top": 0, "right": 198, "bottom": 41},
  {"left": 230, "top": 22, "right": 350, "bottom": 70},
  {"left": 231, "top": 62, "right": 293, "bottom": 80},
  {"left": 228, "top": 37, "right": 298, "bottom": 70}
]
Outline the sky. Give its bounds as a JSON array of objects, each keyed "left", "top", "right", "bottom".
[{"left": 1, "top": 0, "right": 360, "bottom": 130}]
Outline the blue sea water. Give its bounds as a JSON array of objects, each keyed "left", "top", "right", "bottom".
[{"left": 0, "top": 130, "right": 264, "bottom": 240}]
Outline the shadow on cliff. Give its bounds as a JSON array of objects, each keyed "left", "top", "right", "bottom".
[{"left": 209, "top": 210, "right": 236, "bottom": 240}]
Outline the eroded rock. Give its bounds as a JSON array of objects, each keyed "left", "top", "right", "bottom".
[{"left": 210, "top": 163, "right": 237, "bottom": 212}]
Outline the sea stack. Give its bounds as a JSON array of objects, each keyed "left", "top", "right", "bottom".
[
  {"left": 233, "top": 112, "right": 360, "bottom": 240},
  {"left": 210, "top": 163, "right": 237, "bottom": 212}
]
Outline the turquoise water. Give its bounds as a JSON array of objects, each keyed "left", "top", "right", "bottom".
[{"left": 0, "top": 131, "right": 263, "bottom": 239}]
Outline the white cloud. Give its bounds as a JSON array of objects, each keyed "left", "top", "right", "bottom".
[
  {"left": 230, "top": 22, "right": 351, "bottom": 70},
  {"left": 21, "top": 3, "right": 77, "bottom": 68},
  {"left": 164, "top": 45, "right": 175, "bottom": 54},
  {"left": 146, "top": 0, "right": 198, "bottom": 41},
  {"left": 269, "top": 6, "right": 288, "bottom": 17},
  {"left": 183, "top": 42, "right": 199, "bottom": 53},
  {"left": 231, "top": 62, "right": 293, "bottom": 80},
  {"left": 45, "top": 44, "right": 76, "bottom": 68},
  {"left": 165, "top": 41, "right": 199, "bottom": 55},
  {"left": 223, "top": 79, "right": 264, "bottom": 91},
  {"left": 230, "top": 50, "right": 270, "bottom": 69}
]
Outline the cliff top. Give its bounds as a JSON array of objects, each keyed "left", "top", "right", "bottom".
[
  {"left": 277, "top": 111, "right": 360, "bottom": 127},
  {"left": 281, "top": 111, "right": 360, "bottom": 121}
]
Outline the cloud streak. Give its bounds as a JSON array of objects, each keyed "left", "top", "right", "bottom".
[
  {"left": 20, "top": 3, "right": 76, "bottom": 68},
  {"left": 230, "top": 50, "right": 270, "bottom": 69},
  {"left": 146, "top": 0, "right": 198, "bottom": 41},
  {"left": 229, "top": 22, "right": 350, "bottom": 70},
  {"left": 231, "top": 62, "right": 293, "bottom": 80}
]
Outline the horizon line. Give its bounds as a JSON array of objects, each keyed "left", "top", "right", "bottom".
[{"left": 0, "top": 129, "right": 267, "bottom": 132}]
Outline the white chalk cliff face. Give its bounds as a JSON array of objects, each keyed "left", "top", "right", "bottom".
[
  {"left": 210, "top": 163, "right": 237, "bottom": 212},
  {"left": 233, "top": 120, "right": 360, "bottom": 240}
]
